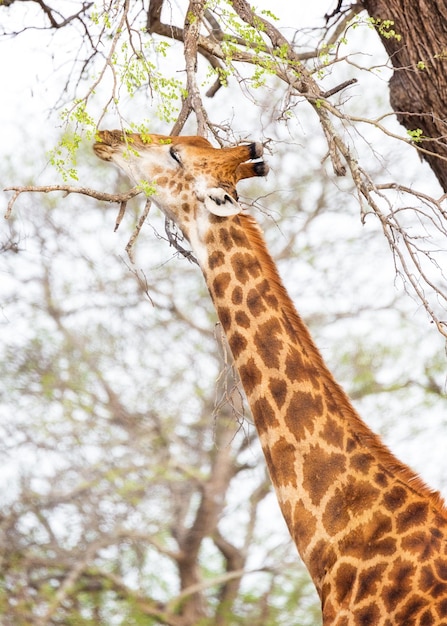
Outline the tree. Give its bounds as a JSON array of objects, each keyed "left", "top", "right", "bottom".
[
  {"left": 1, "top": 183, "right": 321, "bottom": 626},
  {"left": 361, "top": 0, "right": 447, "bottom": 191},
  {"left": 3, "top": 0, "right": 447, "bottom": 336},
  {"left": 1, "top": 1, "right": 447, "bottom": 624}
]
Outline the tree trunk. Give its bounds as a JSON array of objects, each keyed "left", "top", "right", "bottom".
[{"left": 362, "top": 0, "right": 447, "bottom": 191}]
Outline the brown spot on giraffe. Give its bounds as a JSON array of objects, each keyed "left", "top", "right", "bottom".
[
  {"left": 346, "top": 437, "right": 357, "bottom": 453},
  {"left": 231, "top": 285, "right": 243, "bottom": 305},
  {"left": 321, "top": 416, "right": 345, "bottom": 449},
  {"left": 353, "top": 603, "right": 382, "bottom": 626},
  {"left": 228, "top": 330, "right": 247, "bottom": 359},
  {"left": 302, "top": 444, "right": 346, "bottom": 507},
  {"left": 212, "top": 272, "right": 231, "bottom": 299},
  {"left": 383, "top": 558, "right": 417, "bottom": 611},
  {"left": 268, "top": 435, "right": 299, "bottom": 489},
  {"left": 257, "top": 278, "right": 279, "bottom": 309},
  {"left": 334, "top": 562, "right": 357, "bottom": 605},
  {"left": 253, "top": 317, "right": 284, "bottom": 369},
  {"left": 420, "top": 610, "right": 437, "bottom": 626},
  {"left": 340, "top": 510, "right": 396, "bottom": 560},
  {"left": 234, "top": 310, "right": 251, "bottom": 328},
  {"left": 238, "top": 357, "right": 262, "bottom": 396},
  {"left": 284, "top": 346, "right": 321, "bottom": 388},
  {"left": 231, "top": 252, "right": 262, "bottom": 284},
  {"left": 397, "top": 501, "right": 429, "bottom": 533},
  {"left": 268, "top": 377, "right": 287, "bottom": 409},
  {"left": 204, "top": 230, "right": 215, "bottom": 245},
  {"left": 284, "top": 390, "right": 321, "bottom": 440},
  {"left": 438, "top": 597, "right": 447, "bottom": 617},
  {"left": 291, "top": 498, "right": 318, "bottom": 552},
  {"left": 382, "top": 485, "right": 408, "bottom": 512},
  {"left": 308, "top": 538, "right": 337, "bottom": 585},
  {"left": 229, "top": 224, "right": 250, "bottom": 248},
  {"left": 355, "top": 562, "right": 387, "bottom": 603},
  {"left": 246, "top": 287, "right": 267, "bottom": 316},
  {"left": 349, "top": 451, "right": 375, "bottom": 475},
  {"left": 209, "top": 250, "right": 225, "bottom": 269},
  {"left": 323, "top": 489, "right": 352, "bottom": 536},
  {"left": 251, "top": 396, "right": 280, "bottom": 434},
  {"left": 435, "top": 559, "right": 447, "bottom": 581},
  {"left": 94, "top": 129, "right": 447, "bottom": 625},
  {"left": 374, "top": 470, "right": 390, "bottom": 488},
  {"left": 217, "top": 306, "right": 232, "bottom": 332},
  {"left": 219, "top": 227, "right": 233, "bottom": 251},
  {"left": 323, "top": 479, "right": 380, "bottom": 537}
]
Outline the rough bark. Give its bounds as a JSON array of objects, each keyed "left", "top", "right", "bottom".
[{"left": 362, "top": 0, "right": 447, "bottom": 191}]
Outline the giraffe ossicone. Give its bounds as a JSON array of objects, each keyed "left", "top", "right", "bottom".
[{"left": 94, "top": 129, "right": 447, "bottom": 626}]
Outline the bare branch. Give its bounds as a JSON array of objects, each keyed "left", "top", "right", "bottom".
[
  {"left": 33, "top": 0, "right": 94, "bottom": 29},
  {"left": 4, "top": 184, "right": 142, "bottom": 219},
  {"left": 183, "top": 0, "right": 210, "bottom": 135},
  {"left": 165, "top": 218, "right": 199, "bottom": 265},
  {"left": 321, "top": 78, "right": 358, "bottom": 99}
]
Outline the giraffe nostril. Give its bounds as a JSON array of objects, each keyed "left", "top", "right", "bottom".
[{"left": 210, "top": 193, "right": 233, "bottom": 206}]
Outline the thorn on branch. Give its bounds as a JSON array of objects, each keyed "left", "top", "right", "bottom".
[{"left": 114, "top": 201, "right": 127, "bottom": 232}]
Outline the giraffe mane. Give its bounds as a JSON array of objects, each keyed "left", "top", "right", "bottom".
[{"left": 238, "top": 212, "right": 447, "bottom": 517}]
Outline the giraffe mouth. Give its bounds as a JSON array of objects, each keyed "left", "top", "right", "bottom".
[
  {"left": 93, "top": 130, "right": 129, "bottom": 161},
  {"left": 93, "top": 142, "right": 114, "bottom": 161}
]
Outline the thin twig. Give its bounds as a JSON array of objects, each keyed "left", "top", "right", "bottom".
[
  {"left": 165, "top": 218, "right": 198, "bottom": 265},
  {"left": 125, "top": 199, "right": 152, "bottom": 263}
]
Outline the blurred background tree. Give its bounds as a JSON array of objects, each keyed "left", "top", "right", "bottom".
[{"left": 1, "top": 1, "right": 446, "bottom": 625}]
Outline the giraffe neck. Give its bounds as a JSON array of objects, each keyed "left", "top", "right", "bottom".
[{"left": 194, "top": 212, "right": 447, "bottom": 601}]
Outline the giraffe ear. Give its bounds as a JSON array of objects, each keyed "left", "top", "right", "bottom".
[{"left": 203, "top": 188, "right": 242, "bottom": 217}]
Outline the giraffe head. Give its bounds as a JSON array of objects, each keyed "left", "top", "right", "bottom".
[{"left": 93, "top": 130, "right": 268, "bottom": 238}]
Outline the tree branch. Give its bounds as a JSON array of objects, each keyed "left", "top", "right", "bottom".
[{"left": 4, "top": 184, "right": 142, "bottom": 219}]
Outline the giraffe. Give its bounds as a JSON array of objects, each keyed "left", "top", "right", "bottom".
[{"left": 93, "top": 130, "right": 447, "bottom": 625}]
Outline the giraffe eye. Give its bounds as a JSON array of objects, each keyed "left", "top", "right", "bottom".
[{"left": 169, "top": 146, "right": 182, "bottom": 165}]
